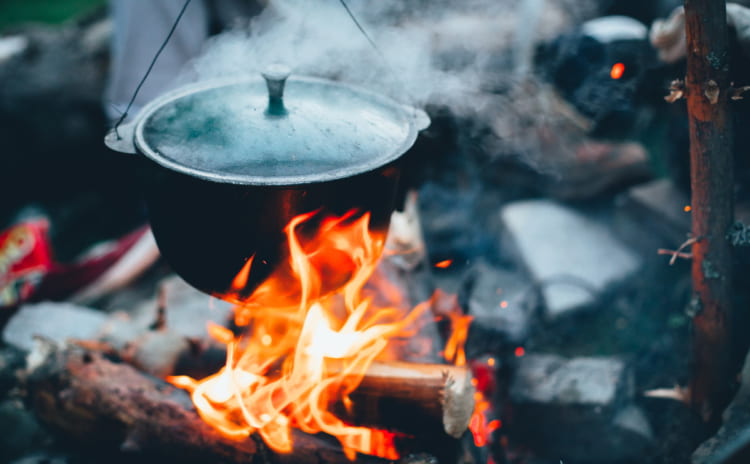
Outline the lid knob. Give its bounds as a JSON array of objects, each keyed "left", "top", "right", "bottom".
[{"left": 262, "top": 63, "right": 291, "bottom": 116}]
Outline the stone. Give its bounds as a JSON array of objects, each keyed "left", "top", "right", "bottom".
[
  {"left": 509, "top": 354, "right": 652, "bottom": 462},
  {"left": 461, "top": 260, "right": 537, "bottom": 348},
  {"left": 510, "top": 354, "right": 631, "bottom": 408},
  {"left": 0, "top": 35, "right": 28, "bottom": 64},
  {"left": 613, "top": 404, "right": 654, "bottom": 439},
  {"left": 693, "top": 350, "right": 750, "bottom": 464},
  {"left": 143, "top": 276, "right": 234, "bottom": 339},
  {"left": 100, "top": 276, "right": 233, "bottom": 351},
  {"left": 2, "top": 302, "right": 107, "bottom": 351},
  {"left": 499, "top": 199, "right": 642, "bottom": 320}
]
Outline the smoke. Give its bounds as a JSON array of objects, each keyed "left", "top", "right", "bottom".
[
  {"left": 178, "top": 0, "right": 581, "bottom": 116},
  {"left": 166, "top": 0, "right": 622, "bottom": 180}
]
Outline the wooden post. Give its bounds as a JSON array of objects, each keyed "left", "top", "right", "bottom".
[{"left": 684, "top": 0, "right": 736, "bottom": 425}]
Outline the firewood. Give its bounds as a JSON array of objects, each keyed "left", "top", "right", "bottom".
[
  {"left": 26, "top": 341, "right": 470, "bottom": 463},
  {"left": 342, "top": 361, "right": 474, "bottom": 438}
]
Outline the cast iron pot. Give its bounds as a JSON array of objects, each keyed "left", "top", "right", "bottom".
[{"left": 105, "top": 66, "right": 429, "bottom": 301}]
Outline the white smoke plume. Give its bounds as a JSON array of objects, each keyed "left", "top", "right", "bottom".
[{"left": 178, "top": 0, "right": 589, "bottom": 114}]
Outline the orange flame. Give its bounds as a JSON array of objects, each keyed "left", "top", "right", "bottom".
[
  {"left": 467, "top": 359, "right": 500, "bottom": 449},
  {"left": 443, "top": 311, "right": 472, "bottom": 367},
  {"left": 470, "top": 391, "right": 493, "bottom": 447},
  {"left": 169, "top": 210, "right": 437, "bottom": 460},
  {"left": 169, "top": 209, "right": 493, "bottom": 459},
  {"left": 438, "top": 299, "right": 499, "bottom": 449}
]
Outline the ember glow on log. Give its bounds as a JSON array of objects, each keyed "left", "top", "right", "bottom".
[{"left": 168, "top": 210, "right": 480, "bottom": 460}]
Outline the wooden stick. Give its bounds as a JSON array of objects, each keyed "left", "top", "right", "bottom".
[
  {"left": 344, "top": 361, "right": 475, "bottom": 438},
  {"left": 27, "top": 342, "right": 469, "bottom": 463},
  {"left": 684, "top": 0, "right": 738, "bottom": 425}
]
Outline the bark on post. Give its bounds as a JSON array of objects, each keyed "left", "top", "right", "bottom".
[{"left": 684, "top": 0, "right": 736, "bottom": 424}]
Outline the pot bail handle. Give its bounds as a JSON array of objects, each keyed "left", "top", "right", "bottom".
[{"left": 262, "top": 64, "right": 291, "bottom": 117}]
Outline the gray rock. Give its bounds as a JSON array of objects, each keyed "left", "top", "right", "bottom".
[
  {"left": 510, "top": 354, "right": 631, "bottom": 408},
  {"left": 0, "top": 35, "right": 28, "bottom": 64},
  {"left": 500, "top": 200, "right": 642, "bottom": 320},
  {"left": 100, "top": 276, "right": 233, "bottom": 351},
  {"left": 463, "top": 260, "right": 537, "bottom": 345},
  {"left": 140, "top": 276, "right": 234, "bottom": 339},
  {"left": 2, "top": 302, "right": 107, "bottom": 351},
  {"left": 613, "top": 404, "right": 654, "bottom": 439},
  {"left": 693, "top": 350, "right": 750, "bottom": 464},
  {"left": 509, "top": 354, "right": 651, "bottom": 462},
  {"left": 124, "top": 330, "right": 193, "bottom": 378}
]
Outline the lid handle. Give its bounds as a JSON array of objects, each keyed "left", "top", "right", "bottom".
[{"left": 262, "top": 63, "right": 291, "bottom": 116}]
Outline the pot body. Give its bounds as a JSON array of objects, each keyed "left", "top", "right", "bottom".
[
  {"left": 106, "top": 73, "right": 429, "bottom": 301},
  {"left": 135, "top": 154, "right": 402, "bottom": 300}
]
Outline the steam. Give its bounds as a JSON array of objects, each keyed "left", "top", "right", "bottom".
[
  {"left": 179, "top": 0, "right": 582, "bottom": 116},
  {"left": 168, "top": 0, "right": 616, "bottom": 176}
]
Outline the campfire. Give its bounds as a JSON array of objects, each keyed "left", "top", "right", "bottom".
[
  {"left": 166, "top": 209, "right": 478, "bottom": 460},
  {"left": 21, "top": 202, "right": 490, "bottom": 464},
  {"left": 5, "top": 1, "right": 750, "bottom": 463}
]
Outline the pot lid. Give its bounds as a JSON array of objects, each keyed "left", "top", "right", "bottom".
[{"left": 133, "top": 65, "right": 429, "bottom": 185}]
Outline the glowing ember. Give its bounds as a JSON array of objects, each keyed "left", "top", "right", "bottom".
[
  {"left": 610, "top": 62, "right": 626, "bottom": 79},
  {"left": 466, "top": 358, "right": 500, "bottom": 449},
  {"left": 470, "top": 392, "right": 494, "bottom": 447},
  {"left": 684, "top": 205, "right": 692, "bottom": 212},
  {"left": 168, "top": 209, "right": 474, "bottom": 460},
  {"left": 434, "top": 259, "right": 453, "bottom": 269}
]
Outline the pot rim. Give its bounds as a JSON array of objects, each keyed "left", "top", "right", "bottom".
[{"left": 132, "top": 75, "right": 430, "bottom": 186}]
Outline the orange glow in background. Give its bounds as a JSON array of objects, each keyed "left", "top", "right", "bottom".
[{"left": 610, "top": 62, "right": 625, "bottom": 79}]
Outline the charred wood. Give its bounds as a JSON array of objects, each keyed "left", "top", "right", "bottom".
[{"left": 26, "top": 342, "right": 469, "bottom": 464}]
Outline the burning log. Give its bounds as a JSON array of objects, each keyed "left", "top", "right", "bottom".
[
  {"left": 344, "top": 361, "right": 475, "bottom": 438},
  {"left": 27, "top": 341, "right": 472, "bottom": 463}
]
